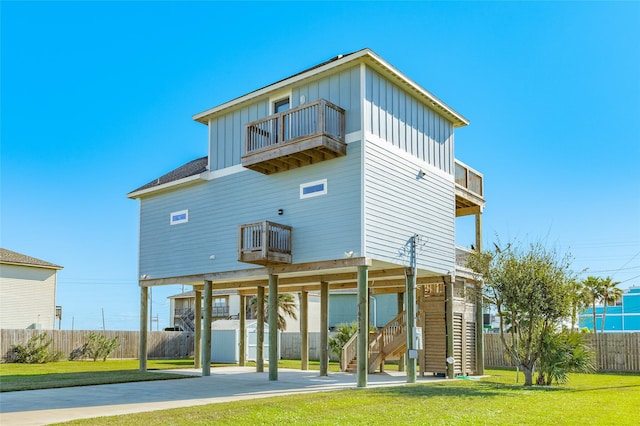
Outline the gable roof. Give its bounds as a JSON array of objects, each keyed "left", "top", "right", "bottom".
[
  {"left": 0, "top": 248, "right": 63, "bottom": 270},
  {"left": 127, "top": 156, "right": 208, "bottom": 198},
  {"left": 192, "top": 48, "right": 469, "bottom": 128}
]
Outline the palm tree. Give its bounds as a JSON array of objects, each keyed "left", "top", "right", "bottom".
[
  {"left": 600, "top": 277, "right": 623, "bottom": 332},
  {"left": 249, "top": 293, "right": 297, "bottom": 332},
  {"left": 582, "top": 276, "right": 605, "bottom": 333},
  {"left": 568, "top": 279, "right": 591, "bottom": 333}
]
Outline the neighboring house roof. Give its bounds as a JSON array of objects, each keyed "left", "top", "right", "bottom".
[
  {"left": 127, "top": 156, "right": 208, "bottom": 197},
  {"left": 192, "top": 47, "right": 469, "bottom": 128},
  {"left": 0, "top": 248, "right": 63, "bottom": 270}
]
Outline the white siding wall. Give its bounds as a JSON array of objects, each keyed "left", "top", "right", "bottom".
[
  {"left": 0, "top": 264, "right": 57, "bottom": 329},
  {"left": 363, "top": 137, "right": 456, "bottom": 274}
]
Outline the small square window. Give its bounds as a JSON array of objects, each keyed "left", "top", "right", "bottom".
[
  {"left": 170, "top": 210, "right": 188, "bottom": 225},
  {"left": 300, "top": 179, "right": 327, "bottom": 199}
]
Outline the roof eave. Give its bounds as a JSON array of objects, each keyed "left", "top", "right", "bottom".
[
  {"left": 127, "top": 173, "right": 207, "bottom": 199},
  {"left": 0, "top": 260, "right": 63, "bottom": 270},
  {"left": 192, "top": 48, "right": 469, "bottom": 128}
]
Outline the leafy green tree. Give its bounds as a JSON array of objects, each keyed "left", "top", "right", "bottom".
[
  {"left": 249, "top": 293, "right": 297, "bottom": 331},
  {"left": 467, "top": 241, "right": 575, "bottom": 386},
  {"left": 84, "top": 332, "right": 119, "bottom": 361},
  {"left": 600, "top": 277, "right": 623, "bottom": 332}
]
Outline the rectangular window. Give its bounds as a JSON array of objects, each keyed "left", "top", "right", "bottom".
[
  {"left": 170, "top": 209, "right": 188, "bottom": 225},
  {"left": 300, "top": 179, "right": 327, "bottom": 199}
]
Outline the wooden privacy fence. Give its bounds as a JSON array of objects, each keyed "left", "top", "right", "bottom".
[
  {"left": 484, "top": 332, "right": 640, "bottom": 373},
  {"left": 1, "top": 329, "right": 194, "bottom": 362}
]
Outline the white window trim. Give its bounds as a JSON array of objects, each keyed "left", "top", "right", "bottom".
[
  {"left": 269, "top": 90, "right": 292, "bottom": 114},
  {"left": 170, "top": 209, "right": 189, "bottom": 225},
  {"left": 300, "top": 179, "right": 328, "bottom": 199}
]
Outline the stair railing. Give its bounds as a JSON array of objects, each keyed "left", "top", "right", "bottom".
[{"left": 340, "top": 332, "right": 358, "bottom": 371}]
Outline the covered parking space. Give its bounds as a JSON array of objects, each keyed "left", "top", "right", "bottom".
[{"left": 138, "top": 257, "right": 455, "bottom": 388}]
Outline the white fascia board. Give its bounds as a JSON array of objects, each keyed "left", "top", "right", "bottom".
[
  {"left": 363, "top": 51, "right": 469, "bottom": 128},
  {"left": 192, "top": 48, "right": 468, "bottom": 128},
  {"left": 192, "top": 49, "right": 374, "bottom": 124},
  {"left": 0, "top": 261, "right": 63, "bottom": 271},
  {"left": 126, "top": 173, "right": 207, "bottom": 199}
]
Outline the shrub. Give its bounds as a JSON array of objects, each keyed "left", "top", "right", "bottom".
[
  {"left": 85, "top": 332, "right": 119, "bottom": 361},
  {"left": 69, "top": 332, "right": 119, "bottom": 361},
  {"left": 12, "top": 333, "right": 64, "bottom": 363},
  {"left": 329, "top": 322, "right": 358, "bottom": 369},
  {"left": 536, "top": 331, "right": 596, "bottom": 385}
]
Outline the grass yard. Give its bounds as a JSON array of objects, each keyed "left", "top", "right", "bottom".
[
  {"left": 56, "top": 369, "right": 640, "bottom": 426},
  {"left": 0, "top": 359, "right": 196, "bottom": 392},
  {"left": 0, "top": 359, "right": 340, "bottom": 392}
]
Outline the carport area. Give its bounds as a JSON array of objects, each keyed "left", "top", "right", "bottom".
[{"left": 138, "top": 257, "right": 457, "bottom": 387}]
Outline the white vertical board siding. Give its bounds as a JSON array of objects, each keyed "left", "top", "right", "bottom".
[
  {"left": 139, "top": 142, "right": 363, "bottom": 279},
  {"left": 0, "top": 265, "right": 56, "bottom": 329},
  {"left": 363, "top": 138, "right": 455, "bottom": 274},
  {"left": 364, "top": 67, "right": 454, "bottom": 175}
]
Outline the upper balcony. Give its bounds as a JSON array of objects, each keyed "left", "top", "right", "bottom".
[
  {"left": 455, "top": 160, "right": 485, "bottom": 216},
  {"left": 242, "top": 99, "right": 346, "bottom": 174},
  {"left": 238, "top": 221, "right": 292, "bottom": 266}
]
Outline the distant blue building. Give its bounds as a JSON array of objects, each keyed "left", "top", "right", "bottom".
[{"left": 579, "top": 286, "right": 640, "bottom": 332}]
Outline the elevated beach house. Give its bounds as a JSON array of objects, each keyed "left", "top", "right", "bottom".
[{"left": 128, "top": 49, "right": 486, "bottom": 386}]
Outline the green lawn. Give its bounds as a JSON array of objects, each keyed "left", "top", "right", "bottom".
[
  {"left": 0, "top": 359, "right": 340, "bottom": 392},
  {"left": 56, "top": 369, "right": 639, "bottom": 426},
  {"left": 0, "top": 359, "right": 196, "bottom": 392}
]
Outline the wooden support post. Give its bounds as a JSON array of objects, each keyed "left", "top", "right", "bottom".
[
  {"left": 445, "top": 276, "right": 455, "bottom": 379},
  {"left": 139, "top": 285, "right": 148, "bottom": 372},
  {"left": 475, "top": 211, "right": 484, "bottom": 375},
  {"left": 357, "top": 265, "right": 369, "bottom": 388},
  {"left": 202, "top": 280, "right": 212, "bottom": 377},
  {"left": 194, "top": 289, "right": 202, "bottom": 369},
  {"left": 239, "top": 295, "right": 246, "bottom": 366},
  {"left": 256, "top": 285, "right": 265, "bottom": 373},
  {"left": 475, "top": 211, "right": 482, "bottom": 253},
  {"left": 475, "top": 281, "right": 485, "bottom": 375},
  {"left": 300, "top": 290, "right": 309, "bottom": 370},
  {"left": 320, "top": 281, "right": 329, "bottom": 376},
  {"left": 405, "top": 269, "right": 417, "bottom": 384},
  {"left": 397, "top": 292, "right": 405, "bottom": 372},
  {"left": 268, "top": 274, "right": 278, "bottom": 381}
]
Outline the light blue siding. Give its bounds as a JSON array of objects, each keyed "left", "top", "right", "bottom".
[
  {"left": 208, "top": 66, "right": 361, "bottom": 173},
  {"left": 291, "top": 65, "right": 361, "bottom": 134},
  {"left": 329, "top": 293, "right": 399, "bottom": 328},
  {"left": 364, "top": 67, "right": 454, "bottom": 174},
  {"left": 363, "top": 139, "right": 455, "bottom": 274},
  {"left": 209, "top": 98, "right": 270, "bottom": 171},
  {"left": 139, "top": 142, "right": 363, "bottom": 279}
]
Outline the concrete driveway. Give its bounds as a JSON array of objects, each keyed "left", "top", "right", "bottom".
[{"left": 0, "top": 367, "right": 446, "bottom": 425}]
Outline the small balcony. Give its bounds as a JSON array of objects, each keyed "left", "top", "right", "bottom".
[
  {"left": 455, "top": 160, "right": 485, "bottom": 216},
  {"left": 238, "top": 221, "right": 292, "bottom": 266},
  {"left": 242, "top": 99, "right": 346, "bottom": 174}
]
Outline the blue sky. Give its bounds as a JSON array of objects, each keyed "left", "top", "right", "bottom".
[{"left": 2, "top": 1, "right": 639, "bottom": 331}]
